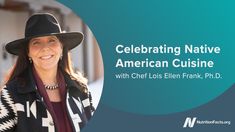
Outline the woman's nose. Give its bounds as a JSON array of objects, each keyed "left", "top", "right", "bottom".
[{"left": 40, "top": 42, "right": 51, "bottom": 50}]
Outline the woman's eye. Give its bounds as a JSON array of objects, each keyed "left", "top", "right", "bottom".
[
  {"left": 32, "top": 41, "right": 39, "bottom": 45},
  {"left": 49, "top": 39, "right": 56, "bottom": 43}
]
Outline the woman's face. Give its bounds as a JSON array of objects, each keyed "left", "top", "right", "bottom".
[{"left": 28, "top": 35, "right": 63, "bottom": 71}]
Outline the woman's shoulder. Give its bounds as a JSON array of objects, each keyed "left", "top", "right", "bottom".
[
  {"left": 6, "top": 73, "right": 28, "bottom": 87},
  {"left": 2, "top": 78, "right": 22, "bottom": 97},
  {"left": 62, "top": 70, "right": 88, "bottom": 91},
  {"left": 3, "top": 69, "right": 33, "bottom": 95}
]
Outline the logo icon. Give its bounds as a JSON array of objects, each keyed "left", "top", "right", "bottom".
[{"left": 183, "top": 117, "right": 197, "bottom": 128}]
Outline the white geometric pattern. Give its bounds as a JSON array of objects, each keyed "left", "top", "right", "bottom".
[
  {"left": 0, "top": 99, "right": 8, "bottom": 118},
  {"left": 72, "top": 97, "right": 83, "bottom": 113},
  {"left": 0, "top": 86, "right": 17, "bottom": 131},
  {"left": 67, "top": 93, "right": 81, "bottom": 132},
  {"left": 42, "top": 110, "right": 55, "bottom": 132},
  {"left": 0, "top": 118, "right": 17, "bottom": 131},
  {"left": 30, "top": 101, "right": 37, "bottom": 119},
  {"left": 15, "top": 103, "right": 25, "bottom": 112},
  {"left": 1, "top": 87, "right": 17, "bottom": 115},
  {"left": 25, "top": 101, "right": 38, "bottom": 118},
  {"left": 82, "top": 98, "right": 90, "bottom": 108}
]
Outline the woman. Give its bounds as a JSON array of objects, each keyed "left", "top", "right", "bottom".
[{"left": 0, "top": 13, "right": 94, "bottom": 132}]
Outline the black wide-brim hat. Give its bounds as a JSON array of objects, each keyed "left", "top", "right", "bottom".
[{"left": 5, "top": 13, "right": 84, "bottom": 55}]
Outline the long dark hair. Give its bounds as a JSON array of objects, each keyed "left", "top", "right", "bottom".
[{"left": 4, "top": 37, "right": 88, "bottom": 92}]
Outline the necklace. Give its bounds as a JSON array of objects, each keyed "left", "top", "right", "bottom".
[{"left": 44, "top": 84, "right": 59, "bottom": 90}]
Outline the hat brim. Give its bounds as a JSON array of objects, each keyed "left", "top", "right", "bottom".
[{"left": 5, "top": 32, "right": 84, "bottom": 55}]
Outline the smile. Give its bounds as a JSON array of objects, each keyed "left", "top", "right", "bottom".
[{"left": 40, "top": 55, "right": 53, "bottom": 60}]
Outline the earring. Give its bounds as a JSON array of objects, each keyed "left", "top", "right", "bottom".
[
  {"left": 60, "top": 54, "right": 63, "bottom": 60},
  {"left": 29, "top": 57, "right": 32, "bottom": 63}
]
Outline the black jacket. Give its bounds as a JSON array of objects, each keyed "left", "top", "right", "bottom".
[{"left": 0, "top": 67, "right": 94, "bottom": 132}]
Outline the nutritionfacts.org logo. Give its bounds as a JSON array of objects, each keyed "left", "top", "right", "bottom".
[{"left": 183, "top": 117, "right": 231, "bottom": 128}]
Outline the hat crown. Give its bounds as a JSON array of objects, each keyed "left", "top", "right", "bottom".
[{"left": 25, "top": 13, "right": 62, "bottom": 37}]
